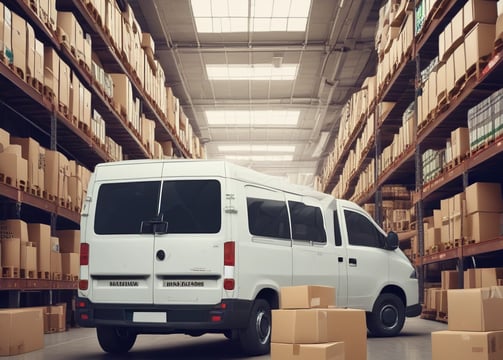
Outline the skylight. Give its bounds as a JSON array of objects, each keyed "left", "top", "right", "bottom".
[
  {"left": 218, "top": 144, "right": 295, "bottom": 152},
  {"left": 191, "top": 0, "right": 311, "bottom": 33},
  {"left": 206, "top": 64, "right": 298, "bottom": 81},
  {"left": 205, "top": 110, "right": 300, "bottom": 126}
]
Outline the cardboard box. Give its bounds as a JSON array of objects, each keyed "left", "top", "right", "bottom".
[
  {"left": 481, "top": 268, "right": 503, "bottom": 288},
  {"left": 1, "top": 237, "right": 21, "bottom": 268},
  {"left": 441, "top": 270, "right": 460, "bottom": 289},
  {"left": 326, "top": 308, "right": 367, "bottom": 360},
  {"left": 0, "top": 308, "right": 44, "bottom": 355},
  {"left": 47, "top": 303, "right": 66, "bottom": 332},
  {"left": 272, "top": 309, "right": 331, "bottom": 344},
  {"left": 50, "top": 250, "right": 62, "bottom": 276},
  {"left": 0, "top": 149, "right": 28, "bottom": 188},
  {"left": 1, "top": 5, "right": 13, "bottom": 63},
  {"left": 432, "top": 330, "right": 503, "bottom": 360},
  {"left": 61, "top": 252, "right": 79, "bottom": 277},
  {"left": 0, "top": 219, "right": 29, "bottom": 242},
  {"left": 450, "top": 128, "right": 469, "bottom": 160},
  {"left": 448, "top": 287, "right": 503, "bottom": 331},
  {"left": 464, "top": 0, "right": 498, "bottom": 32},
  {"left": 44, "top": 46, "right": 60, "bottom": 98},
  {"left": 10, "top": 137, "right": 42, "bottom": 190},
  {"left": 465, "top": 182, "right": 503, "bottom": 214},
  {"left": 21, "top": 242, "right": 37, "bottom": 274},
  {"left": 464, "top": 268, "right": 482, "bottom": 289},
  {"left": 280, "top": 285, "right": 335, "bottom": 309},
  {"left": 466, "top": 212, "right": 503, "bottom": 243},
  {"left": 34, "top": 39, "right": 44, "bottom": 83},
  {"left": 11, "top": 12, "right": 26, "bottom": 77},
  {"left": 465, "top": 23, "right": 496, "bottom": 73},
  {"left": 26, "top": 22, "right": 35, "bottom": 77},
  {"left": 27, "top": 223, "right": 51, "bottom": 274},
  {"left": 59, "top": 60, "right": 71, "bottom": 108},
  {"left": 56, "top": 229, "right": 80, "bottom": 253},
  {"left": 56, "top": 11, "right": 76, "bottom": 48},
  {"left": 0, "top": 127, "right": 9, "bottom": 152},
  {"left": 271, "top": 342, "right": 344, "bottom": 360}
]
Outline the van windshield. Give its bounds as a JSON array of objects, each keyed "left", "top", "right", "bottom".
[{"left": 94, "top": 180, "right": 221, "bottom": 234}]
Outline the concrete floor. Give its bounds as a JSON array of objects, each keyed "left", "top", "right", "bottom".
[{"left": 6, "top": 316, "right": 447, "bottom": 360}]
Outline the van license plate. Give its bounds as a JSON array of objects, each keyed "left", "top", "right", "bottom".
[
  {"left": 163, "top": 280, "right": 205, "bottom": 287},
  {"left": 133, "top": 312, "right": 166, "bottom": 323}
]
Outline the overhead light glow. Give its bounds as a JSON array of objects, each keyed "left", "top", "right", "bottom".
[
  {"left": 191, "top": 0, "right": 311, "bottom": 33},
  {"left": 206, "top": 110, "right": 300, "bottom": 126},
  {"left": 206, "top": 64, "right": 299, "bottom": 81},
  {"left": 218, "top": 144, "right": 295, "bottom": 152},
  {"left": 226, "top": 155, "right": 294, "bottom": 161}
]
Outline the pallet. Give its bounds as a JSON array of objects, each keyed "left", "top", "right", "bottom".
[
  {"left": 43, "top": 85, "right": 55, "bottom": 104},
  {"left": 63, "top": 274, "right": 79, "bottom": 281},
  {"left": 26, "top": 75, "right": 43, "bottom": 94},
  {"left": 43, "top": 191, "right": 57, "bottom": 202},
  {"left": 52, "top": 272, "right": 62, "bottom": 281},
  {"left": 2, "top": 266, "right": 20, "bottom": 278},
  {"left": 0, "top": 173, "right": 27, "bottom": 191},
  {"left": 86, "top": 1, "right": 103, "bottom": 28},
  {"left": 78, "top": 121, "right": 91, "bottom": 136},
  {"left": 59, "top": 102, "right": 69, "bottom": 117},
  {"left": 38, "top": 271, "right": 51, "bottom": 280},
  {"left": 21, "top": 269, "right": 37, "bottom": 279},
  {"left": 436, "top": 312, "right": 448, "bottom": 323},
  {"left": 9, "top": 63, "right": 25, "bottom": 81}
]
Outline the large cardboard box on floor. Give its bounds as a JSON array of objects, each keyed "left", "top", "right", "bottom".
[
  {"left": 432, "top": 330, "right": 503, "bottom": 360},
  {"left": 448, "top": 286, "right": 503, "bottom": 331},
  {"left": 280, "top": 285, "right": 335, "bottom": 309},
  {"left": 272, "top": 309, "right": 331, "bottom": 344},
  {"left": 326, "top": 308, "right": 367, "bottom": 360},
  {"left": 0, "top": 308, "right": 44, "bottom": 355},
  {"left": 271, "top": 342, "right": 344, "bottom": 360},
  {"left": 47, "top": 303, "right": 66, "bottom": 333}
]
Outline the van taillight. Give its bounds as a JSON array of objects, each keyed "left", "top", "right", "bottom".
[
  {"left": 80, "top": 243, "right": 89, "bottom": 265},
  {"left": 79, "top": 280, "right": 89, "bottom": 290},
  {"left": 224, "top": 241, "right": 235, "bottom": 266}
]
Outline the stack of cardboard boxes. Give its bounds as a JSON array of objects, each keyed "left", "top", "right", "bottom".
[
  {"left": 271, "top": 285, "right": 367, "bottom": 360},
  {"left": 432, "top": 286, "right": 503, "bottom": 359}
]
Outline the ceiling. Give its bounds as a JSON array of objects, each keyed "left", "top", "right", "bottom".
[{"left": 128, "top": 0, "right": 381, "bottom": 186}]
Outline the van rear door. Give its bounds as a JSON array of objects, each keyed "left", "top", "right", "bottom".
[{"left": 153, "top": 164, "right": 225, "bottom": 305}]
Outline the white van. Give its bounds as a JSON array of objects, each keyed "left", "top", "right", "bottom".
[{"left": 76, "top": 159, "right": 420, "bottom": 355}]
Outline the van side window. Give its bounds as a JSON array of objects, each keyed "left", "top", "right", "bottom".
[
  {"left": 95, "top": 181, "right": 161, "bottom": 234},
  {"left": 289, "top": 201, "right": 327, "bottom": 244},
  {"left": 333, "top": 211, "right": 342, "bottom": 246},
  {"left": 344, "top": 210, "right": 385, "bottom": 248},
  {"left": 160, "top": 180, "right": 221, "bottom": 234},
  {"left": 247, "top": 197, "right": 290, "bottom": 239}
]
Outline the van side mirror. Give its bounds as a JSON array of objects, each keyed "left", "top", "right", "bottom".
[{"left": 386, "top": 231, "right": 399, "bottom": 250}]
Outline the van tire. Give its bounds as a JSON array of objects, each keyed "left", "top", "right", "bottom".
[
  {"left": 96, "top": 326, "right": 137, "bottom": 354},
  {"left": 367, "top": 293, "right": 405, "bottom": 337},
  {"left": 239, "top": 299, "right": 271, "bottom": 356}
]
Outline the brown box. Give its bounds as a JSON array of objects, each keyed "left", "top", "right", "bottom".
[
  {"left": 481, "top": 268, "right": 503, "bottom": 288},
  {"left": 34, "top": 39, "right": 44, "bottom": 83},
  {"left": 70, "top": 73, "right": 80, "bottom": 121},
  {"left": 280, "top": 285, "right": 335, "bottom": 309},
  {"left": 432, "top": 330, "right": 503, "bottom": 360},
  {"left": 1, "top": 5, "right": 12, "bottom": 62},
  {"left": 326, "top": 308, "right": 367, "bottom": 360},
  {"left": 56, "top": 229, "right": 80, "bottom": 253},
  {"left": 47, "top": 304, "right": 66, "bottom": 332},
  {"left": 445, "top": 54, "right": 455, "bottom": 95},
  {"left": 0, "top": 150, "right": 28, "bottom": 188},
  {"left": 10, "top": 137, "right": 42, "bottom": 190},
  {"left": 272, "top": 309, "right": 331, "bottom": 344},
  {"left": 11, "top": 12, "right": 26, "bottom": 77},
  {"left": 466, "top": 212, "right": 503, "bottom": 243},
  {"left": 0, "top": 308, "right": 44, "bottom": 355},
  {"left": 0, "top": 219, "right": 29, "bottom": 242},
  {"left": 448, "top": 287, "right": 503, "bottom": 331},
  {"left": 465, "top": 182, "right": 503, "bottom": 214},
  {"left": 453, "top": 42, "right": 466, "bottom": 85},
  {"left": 26, "top": 22, "right": 35, "bottom": 77},
  {"left": 21, "top": 242, "right": 37, "bottom": 274},
  {"left": 451, "top": 10, "right": 464, "bottom": 48},
  {"left": 1, "top": 238, "right": 21, "bottom": 268},
  {"left": 450, "top": 127, "right": 469, "bottom": 160},
  {"left": 68, "top": 176, "right": 83, "bottom": 210},
  {"left": 464, "top": 268, "right": 482, "bottom": 289},
  {"left": 0, "top": 127, "right": 9, "bottom": 151},
  {"left": 465, "top": 23, "right": 496, "bottom": 72},
  {"left": 441, "top": 270, "right": 460, "bottom": 289},
  {"left": 59, "top": 60, "right": 71, "bottom": 108},
  {"left": 61, "top": 252, "right": 79, "bottom": 277},
  {"left": 50, "top": 250, "right": 62, "bottom": 276},
  {"left": 56, "top": 11, "right": 76, "bottom": 48},
  {"left": 271, "top": 342, "right": 345, "bottom": 360},
  {"left": 43, "top": 46, "right": 60, "bottom": 97},
  {"left": 27, "top": 223, "right": 51, "bottom": 274},
  {"left": 436, "top": 62, "right": 446, "bottom": 100},
  {"left": 463, "top": 0, "right": 498, "bottom": 31}
]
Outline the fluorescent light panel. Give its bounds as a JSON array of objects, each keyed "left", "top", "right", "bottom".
[
  {"left": 206, "top": 110, "right": 300, "bottom": 126},
  {"left": 206, "top": 64, "right": 298, "bottom": 81},
  {"left": 191, "top": 0, "right": 311, "bottom": 33},
  {"left": 226, "top": 155, "right": 294, "bottom": 161},
  {"left": 218, "top": 144, "right": 295, "bottom": 152}
]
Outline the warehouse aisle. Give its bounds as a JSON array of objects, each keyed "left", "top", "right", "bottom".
[{"left": 5, "top": 316, "right": 446, "bottom": 360}]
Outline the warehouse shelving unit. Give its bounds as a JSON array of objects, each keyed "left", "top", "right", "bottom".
[
  {"left": 0, "top": 0, "right": 196, "bottom": 308},
  {"left": 321, "top": 0, "right": 503, "bottom": 300}
]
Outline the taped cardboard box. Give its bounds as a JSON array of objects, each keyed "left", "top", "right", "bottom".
[
  {"left": 280, "top": 285, "right": 335, "bottom": 309},
  {"left": 0, "top": 308, "right": 44, "bottom": 355},
  {"left": 432, "top": 330, "right": 503, "bottom": 360},
  {"left": 271, "top": 342, "right": 344, "bottom": 360},
  {"left": 27, "top": 223, "right": 51, "bottom": 274},
  {"left": 448, "top": 286, "right": 503, "bottom": 331}
]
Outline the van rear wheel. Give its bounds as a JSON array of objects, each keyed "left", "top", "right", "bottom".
[
  {"left": 97, "top": 326, "right": 137, "bottom": 354},
  {"left": 366, "top": 293, "right": 405, "bottom": 337},
  {"left": 239, "top": 299, "right": 271, "bottom": 356}
]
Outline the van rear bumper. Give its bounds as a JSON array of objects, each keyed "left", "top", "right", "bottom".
[
  {"left": 75, "top": 297, "right": 252, "bottom": 334},
  {"left": 405, "top": 303, "right": 422, "bottom": 317}
]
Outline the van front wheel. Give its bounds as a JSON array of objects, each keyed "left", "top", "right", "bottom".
[
  {"left": 239, "top": 299, "right": 271, "bottom": 356},
  {"left": 367, "top": 293, "right": 405, "bottom": 337},
  {"left": 96, "top": 326, "right": 137, "bottom": 354}
]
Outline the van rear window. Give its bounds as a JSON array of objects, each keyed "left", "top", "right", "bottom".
[{"left": 94, "top": 180, "right": 221, "bottom": 234}]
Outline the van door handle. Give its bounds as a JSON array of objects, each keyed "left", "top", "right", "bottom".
[
  {"left": 338, "top": 257, "right": 344, "bottom": 263},
  {"left": 349, "top": 258, "right": 357, "bottom": 266}
]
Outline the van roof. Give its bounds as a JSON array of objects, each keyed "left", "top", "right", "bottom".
[{"left": 94, "top": 159, "right": 334, "bottom": 202}]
